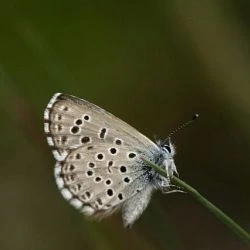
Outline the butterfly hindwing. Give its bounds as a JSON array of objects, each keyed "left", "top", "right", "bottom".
[{"left": 54, "top": 143, "right": 151, "bottom": 218}]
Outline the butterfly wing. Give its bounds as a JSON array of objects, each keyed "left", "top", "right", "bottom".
[
  {"left": 55, "top": 143, "right": 153, "bottom": 218},
  {"left": 44, "top": 93, "right": 159, "bottom": 222},
  {"left": 44, "top": 93, "right": 157, "bottom": 161}
]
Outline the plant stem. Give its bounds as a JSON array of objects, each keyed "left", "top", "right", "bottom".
[{"left": 142, "top": 158, "right": 250, "bottom": 245}]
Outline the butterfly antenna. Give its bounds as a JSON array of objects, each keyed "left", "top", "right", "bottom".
[{"left": 167, "top": 113, "right": 199, "bottom": 139}]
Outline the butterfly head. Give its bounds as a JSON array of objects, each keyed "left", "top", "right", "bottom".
[
  {"left": 157, "top": 138, "right": 177, "bottom": 178},
  {"left": 161, "top": 137, "right": 175, "bottom": 156}
]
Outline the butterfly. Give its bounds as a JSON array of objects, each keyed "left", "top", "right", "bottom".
[{"left": 44, "top": 93, "right": 178, "bottom": 227}]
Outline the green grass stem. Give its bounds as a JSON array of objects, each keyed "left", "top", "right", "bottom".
[{"left": 142, "top": 158, "right": 250, "bottom": 245}]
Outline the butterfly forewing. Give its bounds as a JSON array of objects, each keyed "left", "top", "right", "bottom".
[
  {"left": 44, "top": 93, "right": 158, "bottom": 220},
  {"left": 45, "top": 93, "right": 157, "bottom": 155}
]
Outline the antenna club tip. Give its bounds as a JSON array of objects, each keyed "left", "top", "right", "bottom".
[{"left": 192, "top": 113, "right": 199, "bottom": 120}]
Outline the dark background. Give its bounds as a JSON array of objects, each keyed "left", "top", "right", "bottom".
[{"left": 0, "top": 1, "right": 249, "bottom": 250}]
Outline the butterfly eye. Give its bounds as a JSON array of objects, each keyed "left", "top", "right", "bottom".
[{"left": 163, "top": 145, "right": 171, "bottom": 153}]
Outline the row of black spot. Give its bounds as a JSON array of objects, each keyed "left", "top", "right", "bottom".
[
  {"left": 83, "top": 167, "right": 131, "bottom": 185},
  {"left": 77, "top": 189, "right": 124, "bottom": 207},
  {"left": 106, "top": 189, "right": 124, "bottom": 201},
  {"left": 87, "top": 161, "right": 127, "bottom": 174},
  {"left": 66, "top": 160, "right": 132, "bottom": 177},
  {"left": 70, "top": 187, "right": 125, "bottom": 207},
  {"left": 95, "top": 191, "right": 124, "bottom": 208},
  {"left": 70, "top": 115, "right": 90, "bottom": 134},
  {"left": 94, "top": 174, "right": 131, "bottom": 185},
  {"left": 108, "top": 189, "right": 124, "bottom": 201},
  {"left": 95, "top": 151, "right": 137, "bottom": 161},
  {"left": 86, "top": 168, "right": 131, "bottom": 182},
  {"left": 71, "top": 117, "right": 123, "bottom": 147}
]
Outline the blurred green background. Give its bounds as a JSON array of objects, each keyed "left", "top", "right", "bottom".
[{"left": 0, "top": 1, "right": 250, "bottom": 249}]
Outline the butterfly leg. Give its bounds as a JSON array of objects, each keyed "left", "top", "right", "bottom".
[{"left": 162, "top": 185, "right": 186, "bottom": 194}]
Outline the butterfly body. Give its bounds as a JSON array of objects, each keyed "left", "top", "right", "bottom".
[{"left": 44, "top": 93, "right": 177, "bottom": 227}]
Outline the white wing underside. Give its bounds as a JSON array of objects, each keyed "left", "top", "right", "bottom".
[{"left": 44, "top": 93, "right": 159, "bottom": 226}]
